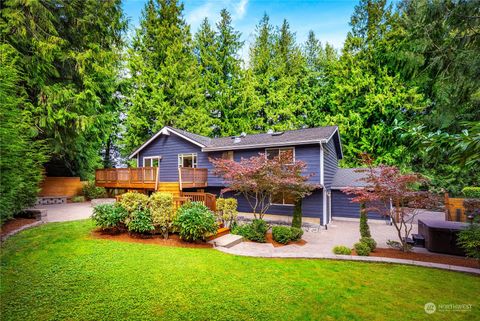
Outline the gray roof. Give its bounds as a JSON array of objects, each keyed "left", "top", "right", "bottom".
[
  {"left": 167, "top": 126, "right": 212, "bottom": 146},
  {"left": 331, "top": 168, "right": 369, "bottom": 189},
  {"left": 203, "top": 126, "right": 338, "bottom": 150},
  {"left": 130, "top": 125, "right": 342, "bottom": 158}
]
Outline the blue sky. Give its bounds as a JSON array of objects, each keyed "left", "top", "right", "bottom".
[{"left": 123, "top": 0, "right": 358, "bottom": 58}]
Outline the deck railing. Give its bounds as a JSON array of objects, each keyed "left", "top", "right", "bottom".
[
  {"left": 181, "top": 192, "right": 217, "bottom": 212},
  {"left": 178, "top": 167, "right": 208, "bottom": 189},
  {"left": 95, "top": 167, "right": 159, "bottom": 188}
]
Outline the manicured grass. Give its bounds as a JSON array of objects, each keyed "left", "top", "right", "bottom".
[{"left": 1, "top": 220, "right": 479, "bottom": 321}]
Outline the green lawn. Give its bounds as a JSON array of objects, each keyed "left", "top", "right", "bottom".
[{"left": 1, "top": 220, "right": 479, "bottom": 321}]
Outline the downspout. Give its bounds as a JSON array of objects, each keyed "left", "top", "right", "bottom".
[{"left": 320, "top": 143, "right": 327, "bottom": 228}]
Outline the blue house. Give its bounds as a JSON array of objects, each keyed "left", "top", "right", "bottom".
[{"left": 96, "top": 126, "right": 371, "bottom": 226}]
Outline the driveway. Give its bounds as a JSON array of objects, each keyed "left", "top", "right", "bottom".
[{"left": 35, "top": 202, "right": 93, "bottom": 222}]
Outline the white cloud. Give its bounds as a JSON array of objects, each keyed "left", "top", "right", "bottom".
[
  {"left": 233, "top": 0, "right": 249, "bottom": 20},
  {"left": 185, "top": 0, "right": 249, "bottom": 31}
]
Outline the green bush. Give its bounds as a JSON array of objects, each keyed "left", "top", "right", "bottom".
[
  {"left": 91, "top": 203, "right": 128, "bottom": 230},
  {"left": 272, "top": 226, "right": 292, "bottom": 244},
  {"left": 354, "top": 242, "right": 371, "bottom": 256},
  {"left": 462, "top": 187, "right": 480, "bottom": 199},
  {"left": 216, "top": 198, "right": 238, "bottom": 227},
  {"left": 149, "top": 192, "right": 175, "bottom": 238},
  {"left": 360, "top": 203, "right": 371, "bottom": 238},
  {"left": 290, "top": 227, "right": 304, "bottom": 241},
  {"left": 332, "top": 245, "right": 352, "bottom": 255},
  {"left": 71, "top": 196, "right": 86, "bottom": 203},
  {"left": 174, "top": 202, "right": 217, "bottom": 242},
  {"left": 232, "top": 219, "right": 269, "bottom": 243},
  {"left": 119, "top": 192, "right": 149, "bottom": 213},
  {"left": 82, "top": 181, "right": 107, "bottom": 200},
  {"left": 457, "top": 217, "right": 480, "bottom": 263},
  {"left": 125, "top": 209, "right": 154, "bottom": 233},
  {"left": 360, "top": 237, "right": 377, "bottom": 251}
]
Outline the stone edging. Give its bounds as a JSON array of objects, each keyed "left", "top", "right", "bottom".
[
  {"left": 215, "top": 248, "right": 480, "bottom": 275},
  {"left": 1, "top": 221, "right": 44, "bottom": 242}
]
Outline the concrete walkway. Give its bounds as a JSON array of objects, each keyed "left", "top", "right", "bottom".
[
  {"left": 214, "top": 219, "right": 479, "bottom": 274},
  {"left": 34, "top": 202, "right": 93, "bottom": 222}
]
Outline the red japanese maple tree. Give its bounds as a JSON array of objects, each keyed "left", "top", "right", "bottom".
[
  {"left": 343, "top": 154, "right": 434, "bottom": 252},
  {"left": 210, "top": 153, "right": 318, "bottom": 219}
]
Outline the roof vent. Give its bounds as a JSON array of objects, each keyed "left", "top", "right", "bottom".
[
  {"left": 233, "top": 137, "right": 241, "bottom": 143},
  {"left": 267, "top": 129, "right": 274, "bottom": 134},
  {"left": 240, "top": 132, "right": 247, "bottom": 137},
  {"left": 271, "top": 131, "right": 284, "bottom": 136}
]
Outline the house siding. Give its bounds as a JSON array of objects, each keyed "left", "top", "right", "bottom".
[
  {"left": 138, "top": 134, "right": 205, "bottom": 182},
  {"left": 206, "top": 187, "right": 324, "bottom": 224},
  {"left": 323, "top": 139, "right": 338, "bottom": 190},
  {"left": 331, "top": 190, "right": 384, "bottom": 220},
  {"left": 207, "top": 144, "right": 321, "bottom": 186}
]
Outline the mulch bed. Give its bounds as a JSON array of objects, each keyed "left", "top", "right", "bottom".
[
  {"left": 354, "top": 248, "right": 479, "bottom": 269},
  {"left": 91, "top": 229, "right": 213, "bottom": 248},
  {"left": 1, "top": 218, "right": 38, "bottom": 237}
]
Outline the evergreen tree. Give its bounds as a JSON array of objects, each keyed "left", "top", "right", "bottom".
[
  {"left": 0, "top": 44, "right": 47, "bottom": 223},
  {"left": 1, "top": 0, "right": 127, "bottom": 178},
  {"left": 124, "top": 0, "right": 208, "bottom": 153}
]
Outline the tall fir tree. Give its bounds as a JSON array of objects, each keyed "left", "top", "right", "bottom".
[
  {"left": 1, "top": 0, "right": 127, "bottom": 178},
  {"left": 124, "top": 0, "right": 209, "bottom": 153}
]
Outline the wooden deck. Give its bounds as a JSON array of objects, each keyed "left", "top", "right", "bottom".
[{"left": 95, "top": 167, "right": 208, "bottom": 190}]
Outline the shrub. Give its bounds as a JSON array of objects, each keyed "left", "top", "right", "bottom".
[
  {"left": 125, "top": 209, "right": 154, "bottom": 234},
  {"left": 386, "top": 239, "right": 412, "bottom": 251},
  {"left": 119, "top": 192, "right": 149, "bottom": 213},
  {"left": 333, "top": 245, "right": 352, "bottom": 255},
  {"left": 360, "top": 203, "right": 371, "bottom": 238},
  {"left": 272, "top": 226, "right": 292, "bottom": 244},
  {"left": 71, "top": 196, "right": 86, "bottom": 203},
  {"left": 462, "top": 187, "right": 480, "bottom": 199},
  {"left": 457, "top": 217, "right": 480, "bottom": 263},
  {"left": 82, "top": 181, "right": 107, "bottom": 200},
  {"left": 232, "top": 219, "right": 268, "bottom": 243},
  {"left": 290, "top": 227, "right": 304, "bottom": 241},
  {"left": 463, "top": 199, "right": 480, "bottom": 218},
  {"left": 91, "top": 203, "right": 128, "bottom": 230},
  {"left": 291, "top": 200, "right": 302, "bottom": 228},
  {"left": 174, "top": 202, "right": 217, "bottom": 242},
  {"left": 216, "top": 198, "right": 238, "bottom": 227},
  {"left": 149, "top": 192, "right": 175, "bottom": 238},
  {"left": 354, "top": 242, "right": 371, "bottom": 256},
  {"left": 360, "top": 237, "right": 377, "bottom": 251}
]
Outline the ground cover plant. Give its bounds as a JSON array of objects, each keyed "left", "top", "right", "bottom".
[{"left": 1, "top": 220, "right": 479, "bottom": 321}]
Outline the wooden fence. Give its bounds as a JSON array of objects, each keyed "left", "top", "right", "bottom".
[
  {"left": 39, "top": 177, "right": 83, "bottom": 197},
  {"left": 444, "top": 193, "right": 466, "bottom": 222}
]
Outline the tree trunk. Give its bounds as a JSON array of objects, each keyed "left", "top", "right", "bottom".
[{"left": 292, "top": 199, "right": 302, "bottom": 228}]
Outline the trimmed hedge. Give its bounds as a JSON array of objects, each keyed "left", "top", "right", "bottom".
[
  {"left": 462, "top": 187, "right": 480, "bottom": 199},
  {"left": 360, "top": 237, "right": 377, "bottom": 251},
  {"left": 354, "top": 242, "right": 371, "bottom": 256},
  {"left": 232, "top": 219, "right": 269, "bottom": 243},
  {"left": 333, "top": 245, "right": 352, "bottom": 255}
]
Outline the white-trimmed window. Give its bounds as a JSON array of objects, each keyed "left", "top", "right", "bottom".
[
  {"left": 271, "top": 192, "right": 296, "bottom": 206},
  {"left": 143, "top": 156, "right": 160, "bottom": 167},
  {"left": 265, "top": 147, "right": 295, "bottom": 164},
  {"left": 178, "top": 153, "right": 197, "bottom": 168}
]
